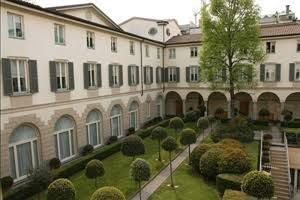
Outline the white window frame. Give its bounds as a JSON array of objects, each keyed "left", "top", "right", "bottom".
[
  {"left": 86, "top": 116, "right": 102, "bottom": 148},
  {"left": 87, "top": 63, "right": 97, "bottom": 88},
  {"left": 54, "top": 24, "right": 65, "bottom": 45},
  {"left": 295, "top": 64, "right": 300, "bottom": 81},
  {"left": 157, "top": 48, "right": 160, "bottom": 59},
  {"left": 129, "top": 109, "right": 138, "bottom": 130},
  {"left": 9, "top": 136, "right": 38, "bottom": 181},
  {"left": 215, "top": 69, "right": 223, "bottom": 82},
  {"left": 190, "top": 66, "right": 199, "bottom": 82},
  {"left": 146, "top": 101, "right": 151, "bottom": 118},
  {"left": 10, "top": 59, "right": 29, "bottom": 94},
  {"left": 266, "top": 41, "right": 275, "bottom": 54},
  {"left": 297, "top": 40, "right": 300, "bottom": 52},
  {"left": 265, "top": 64, "right": 276, "bottom": 82},
  {"left": 168, "top": 67, "right": 177, "bottom": 82},
  {"left": 130, "top": 66, "right": 137, "bottom": 85},
  {"left": 190, "top": 47, "right": 198, "bottom": 57},
  {"left": 169, "top": 48, "right": 176, "bottom": 59},
  {"left": 145, "top": 67, "right": 151, "bottom": 84},
  {"left": 111, "top": 37, "right": 117, "bottom": 52},
  {"left": 110, "top": 114, "right": 122, "bottom": 138},
  {"left": 54, "top": 128, "right": 75, "bottom": 162},
  {"left": 112, "top": 65, "right": 119, "bottom": 86},
  {"left": 7, "top": 12, "right": 24, "bottom": 39},
  {"left": 87, "top": 31, "right": 95, "bottom": 49},
  {"left": 130, "top": 41, "right": 135, "bottom": 55},
  {"left": 145, "top": 45, "right": 150, "bottom": 57},
  {"left": 157, "top": 67, "right": 162, "bottom": 83},
  {"left": 56, "top": 62, "right": 68, "bottom": 90}
]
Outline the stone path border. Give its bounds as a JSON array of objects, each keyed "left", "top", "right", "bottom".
[{"left": 131, "top": 129, "right": 211, "bottom": 200}]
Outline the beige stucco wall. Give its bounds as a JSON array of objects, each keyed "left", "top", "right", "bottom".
[{"left": 289, "top": 147, "right": 300, "bottom": 169}]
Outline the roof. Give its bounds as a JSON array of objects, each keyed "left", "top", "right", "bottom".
[
  {"left": 119, "top": 17, "right": 180, "bottom": 28},
  {"left": 167, "top": 22, "right": 300, "bottom": 45}
]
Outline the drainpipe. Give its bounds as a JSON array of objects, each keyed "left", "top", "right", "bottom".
[
  {"left": 162, "top": 24, "right": 166, "bottom": 93},
  {"left": 140, "top": 40, "right": 144, "bottom": 96}
]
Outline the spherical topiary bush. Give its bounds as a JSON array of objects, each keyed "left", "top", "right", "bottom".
[
  {"left": 121, "top": 135, "right": 145, "bottom": 160},
  {"left": 85, "top": 159, "right": 105, "bottom": 186},
  {"left": 218, "top": 148, "right": 252, "bottom": 174},
  {"left": 47, "top": 178, "right": 76, "bottom": 200},
  {"left": 190, "top": 144, "right": 212, "bottom": 172},
  {"left": 151, "top": 126, "right": 168, "bottom": 161},
  {"left": 241, "top": 171, "right": 274, "bottom": 199},
  {"left": 1, "top": 176, "right": 14, "bottom": 191},
  {"left": 49, "top": 157, "right": 61, "bottom": 169},
  {"left": 82, "top": 144, "right": 94, "bottom": 156},
  {"left": 162, "top": 136, "right": 178, "bottom": 187},
  {"left": 90, "top": 186, "right": 125, "bottom": 200},
  {"left": 180, "top": 128, "right": 197, "bottom": 164},
  {"left": 169, "top": 117, "right": 184, "bottom": 140},
  {"left": 200, "top": 148, "right": 223, "bottom": 179},
  {"left": 197, "top": 117, "right": 209, "bottom": 130}
]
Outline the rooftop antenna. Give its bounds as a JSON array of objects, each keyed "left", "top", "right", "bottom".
[{"left": 193, "top": 9, "right": 199, "bottom": 26}]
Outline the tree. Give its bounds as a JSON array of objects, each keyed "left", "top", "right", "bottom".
[
  {"left": 90, "top": 186, "right": 125, "bottom": 200},
  {"left": 169, "top": 117, "right": 184, "bottom": 140},
  {"left": 121, "top": 135, "right": 145, "bottom": 160},
  {"left": 162, "top": 136, "right": 178, "bottom": 187},
  {"left": 47, "top": 179, "right": 76, "bottom": 200},
  {"left": 241, "top": 171, "right": 274, "bottom": 199},
  {"left": 200, "top": 0, "right": 264, "bottom": 118},
  {"left": 85, "top": 159, "right": 105, "bottom": 187},
  {"left": 180, "top": 128, "right": 197, "bottom": 164},
  {"left": 190, "top": 144, "right": 212, "bottom": 172},
  {"left": 197, "top": 117, "right": 209, "bottom": 130},
  {"left": 151, "top": 126, "right": 168, "bottom": 161},
  {"left": 284, "top": 112, "right": 292, "bottom": 128},
  {"left": 130, "top": 158, "right": 151, "bottom": 200}
]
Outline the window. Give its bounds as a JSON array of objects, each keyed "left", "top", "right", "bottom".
[
  {"left": 7, "top": 13, "right": 24, "bottom": 39},
  {"left": 9, "top": 125, "right": 38, "bottom": 181},
  {"left": 130, "top": 66, "right": 137, "bottom": 85},
  {"left": 265, "top": 64, "right": 276, "bottom": 81},
  {"left": 112, "top": 65, "right": 119, "bottom": 86},
  {"left": 129, "top": 102, "right": 138, "bottom": 130},
  {"left": 87, "top": 31, "right": 95, "bottom": 49},
  {"left": 297, "top": 41, "right": 300, "bottom": 52},
  {"left": 169, "top": 48, "right": 176, "bottom": 59},
  {"left": 110, "top": 105, "right": 122, "bottom": 137},
  {"left": 145, "top": 67, "right": 151, "bottom": 84},
  {"left": 156, "top": 96, "right": 163, "bottom": 118},
  {"left": 157, "top": 48, "right": 160, "bottom": 59},
  {"left": 56, "top": 62, "right": 68, "bottom": 90},
  {"left": 54, "top": 117, "right": 75, "bottom": 162},
  {"left": 130, "top": 41, "right": 135, "bottom": 55},
  {"left": 148, "top": 27, "right": 158, "bottom": 36},
  {"left": 266, "top": 41, "right": 275, "bottom": 53},
  {"left": 156, "top": 67, "right": 162, "bottom": 83},
  {"left": 190, "top": 47, "right": 198, "bottom": 57},
  {"left": 54, "top": 24, "right": 65, "bottom": 45},
  {"left": 190, "top": 66, "right": 199, "bottom": 82},
  {"left": 166, "top": 28, "right": 171, "bottom": 36},
  {"left": 295, "top": 64, "right": 300, "bottom": 81},
  {"left": 87, "top": 63, "right": 97, "bottom": 88},
  {"left": 86, "top": 111, "right": 102, "bottom": 147},
  {"left": 145, "top": 45, "right": 149, "bottom": 57},
  {"left": 11, "top": 59, "right": 29, "bottom": 93},
  {"left": 168, "top": 67, "right": 177, "bottom": 82},
  {"left": 146, "top": 101, "right": 151, "bottom": 118},
  {"left": 215, "top": 69, "right": 223, "bottom": 81},
  {"left": 111, "top": 37, "right": 117, "bottom": 52}
]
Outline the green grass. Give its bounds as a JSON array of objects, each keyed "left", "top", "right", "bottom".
[
  {"left": 283, "top": 128, "right": 300, "bottom": 133},
  {"left": 253, "top": 125, "right": 270, "bottom": 131},
  {"left": 32, "top": 123, "right": 199, "bottom": 200}
]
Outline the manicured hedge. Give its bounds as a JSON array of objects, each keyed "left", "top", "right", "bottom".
[
  {"left": 216, "top": 174, "right": 243, "bottom": 194},
  {"left": 281, "top": 121, "right": 300, "bottom": 128},
  {"left": 252, "top": 120, "right": 268, "bottom": 126},
  {"left": 222, "top": 190, "right": 255, "bottom": 200}
]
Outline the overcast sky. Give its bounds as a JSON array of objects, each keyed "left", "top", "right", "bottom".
[{"left": 34, "top": 0, "right": 300, "bottom": 25}]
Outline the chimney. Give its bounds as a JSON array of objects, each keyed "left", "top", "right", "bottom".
[{"left": 286, "top": 5, "right": 290, "bottom": 15}]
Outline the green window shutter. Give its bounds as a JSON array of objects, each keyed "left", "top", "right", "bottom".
[
  {"left": 161, "top": 68, "right": 164, "bottom": 83},
  {"left": 164, "top": 68, "right": 168, "bottom": 82},
  {"left": 83, "top": 63, "right": 89, "bottom": 89},
  {"left": 128, "top": 65, "right": 132, "bottom": 86},
  {"left": 289, "top": 63, "right": 295, "bottom": 82},
  {"left": 247, "top": 65, "right": 253, "bottom": 82},
  {"left": 176, "top": 67, "right": 180, "bottom": 82},
  {"left": 198, "top": 66, "right": 201, "bottom": 82},
  {"left": 144, "top": 67, "right": 147, "bottom": 84},
  {"left": 68, "top": 62, "right": 74, "bottom": 90},
  {"left": 186, "top": 66, "right": 190, "bottom": 82},
  {"left": 136, "top": 66, "right": 139, "bottom": 84},
  {"left": 260, "top": 64, "right": 265, "bottom": 82},
  {"left": 275, "top": 64, "right": 281, "bottom": 82},
  {"left": 150, "top": 67, "right": 153, "bottom": 84},
  {"left": 28, "top": 60, "right": 38, "bottom": 93},
  {"left": 49, "top": 61, "right": 57, "bottom": 92},
  {"left": 97, "top": 64, "right": 102, "bottom": 87},
  {"left": 109, "top": 64, "right": 113, "bottom": 87},
  {"left": 222, "top": 68, "right": 226, "bottom": 82},
  {"left": 156, "top": 67, "right": 159, "bottom": 83},
  {"left": 1, "top": 58, "right": 13, "bottom": 96},
  {"left": 119, "top": 65, "right": 123, "bottom": 86}
]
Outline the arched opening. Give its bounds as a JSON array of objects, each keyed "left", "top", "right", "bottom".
[
  {"left": 86, "top": 110, "right": 102, "bottom": 147},
  {"left": 9, "top": 124, "right": 39, "bottom": 181},
  {"left": 129, "top": 101, "right": 139, "bottom": 130},
  {"left": 54, "top": 116, "right": 76, "bottom": 162},
  {"left": 207, "top": 92, "right": 227, "bottom": 117},
  {"left": 234, "top": 92, "right": 253, "bottom": 117},
  {"left": 110, "top": 105, "right": 123, "bottom": 138},
  {"left": 285, "top": 92, "right": 300, "bottom": 119},
  {"left": 156, "top": 95, "right": 164, "bottom": 118},
  {"left": 257, "top": 92, "right": 280, "bottom": 120},
  {"left": 165, "top": 91, "right": 183, "bottom": 116},
  {"left": 185, "top": 92, "right": 204, "bottom": 112}
]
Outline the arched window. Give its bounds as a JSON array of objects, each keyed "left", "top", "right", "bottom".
[
  {"left": 129, "top": 102, "right": 138, "bottom": 130},
  {"left": 86, "top": 110, "right": 102, "bottom": 147},
  {"left": 146, "top": 100, "right": 151, "bottom": 118},
  {"left": 54, "top": 116, "right": 75, "bottom": 162},
  {"left": 156, "top": 96, "right": 163, "bottom": 118},
  {"left": 9, "top": 125, "right": 38, "bottom": 181},
  {"left": 110, "top": 105, "right": 122, "bottom": 137}
]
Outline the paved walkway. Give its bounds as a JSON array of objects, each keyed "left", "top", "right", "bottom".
[{"left": 131, "top": 129, "right": 210, "bottom": 200}]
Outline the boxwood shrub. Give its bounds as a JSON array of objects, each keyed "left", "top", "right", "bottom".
[
  {"left": 216, "top": 174, "right": 243, "bottom": 194},
  {"left": 222, "top": 189, "right": 254, "bottom": 200},
  {"left": 281, "top": 121, "right": 300, "bottom": 128}
]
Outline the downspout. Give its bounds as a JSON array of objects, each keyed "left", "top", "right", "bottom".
[
  {"left": 140, "top": 40, "right": 144, "bottom": 96},
  {"left": 162, "top": 25, "right": 166, "bottom": 93}
]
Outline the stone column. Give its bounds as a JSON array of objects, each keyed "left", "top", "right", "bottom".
[
  {"left": 182, "top": 99, "right": 186, "bottom": 114},
  {"left": 204, "top": 101, "right": 208, "bottom": 117},
  {"left": 280, "top": 102, "right": 285, "bottom": 121},
  {"left": 253, "top": 102, "right": 257, "bottom": 120},
  {"left": 227, "top": 101, "right": 231, "bottom": 118}
]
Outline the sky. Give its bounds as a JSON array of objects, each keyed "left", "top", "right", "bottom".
[{"left": 32, "top": 0, "right": 300, "bottom": 25}]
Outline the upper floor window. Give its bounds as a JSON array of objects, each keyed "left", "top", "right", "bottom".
[
  {"left": 215, "top": 69, "right": 224, "bottom": 82},
  {"left": 265, "top": 64, "right": 276, "bottom": 81},
  {"left": 148, "top": 27, "right": 158, "bottom": 36},
  {"left": 145, "top": 45, "right": 150, "bottom": 57},
  {"left": 190, "top": 66, "right": 199, "bottom": 82},
  {"left": 88, "top": 63, "right": 97, "bottom": 87},
  {"left": 190, "top": 47, "right": 198, "bottom": 57},
  {"left": 266, "top": 41, "right": 275, "bottom": 53},
  {"left": 295, "top": 64, "right": 300, "bottom": 81},
  {"left": 109, "top": 64, "right": 123, "bottom": 87},
  {"left": 260, "top": 64, "right": 280, "bottom": 82},
  {"left": 87, "top": 31, "right": 95, "bottom": 49},
  {"left": 166, "top": 28, "right": 171, "bottom": 36},
  {"left": 49, "top": 61, "right": 74, "bottom": 92},
  {"left": 7, "top": 13, "right": 24, "bottom": 39},
  {"left": 130, "top": 41, "right": 135, "bottom": 55},
  {"left": 11, "top": 59, "right": 29, "bottom": 93},
  {"left": 157, "top": 48, "right": 160, "bottom": 59},
  {"left": 297, "top": 41, "right": 300, "bottom": 52},
  {"left": 129, "top": 65, "right": 138, "bottom": 86},
  {"left": 168, "top": 67, "right": 177, "bottom": 82},
  {"left": 111, "top": 37, "right": 117, "bottom": 52},
  {"left": 145, "top": 67, "right": 152, "bottom": 84},
  {"left": 83, "top": 63, "right": 101, "bottom": 89},
  {"left": 56, "top": 62, "right": 68, "bottom": 90},
  {"left": 169, "top": 48, "right": 176, "bottom": 59},
  {"left": 156, "top": 67, "right": 162, "bottom": 83},
  {"left": 54, "top": 24, "right": 65, "bottom": 45}
]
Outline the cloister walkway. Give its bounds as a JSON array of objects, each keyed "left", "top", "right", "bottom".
[{"left": 131, "top": 128, "right": 210, "bottom": 200}]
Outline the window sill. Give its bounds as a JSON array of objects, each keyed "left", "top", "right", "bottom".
[
  {"left": 8, "top": 36, "right": 25, "bottom": 40},
  {"left": 56, "top": 89, "right": 71, "bottom": 93},
  {"left": 110, "top": 85, "right": 121, "bottom": 88},
  {"left": 55, "top": 43, "right": 66, "bottom": 46},
  {"left": 61, "top": 155, "right": 76, "bottom": 163},
  {"left": 129, "top": 84, "right": 138, "bottom": 87},
  {"left": 87, "top": 87, "right": 98, "bottom": 90},
  {"left": 11, "top": 92, "right": 32, "bottom": 97},
  {"left": 87, "top": 47, "right": 95, "bottom": 50},
  {"left": 111, "top": 50, "right": 118, "bottom": 53}
]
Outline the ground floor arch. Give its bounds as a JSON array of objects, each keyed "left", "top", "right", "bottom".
[
  {"left": 207, "top": 92, "right": 228, "bottom": 117},
  {"left": 234, "top": 92, "right": 253, "bottom": 117},
  {"left": 165, "top": 91, "right": 183, "bottom": 116},
  {"left": 285, "top": 92, "right": 300, "bottom": 119},
  {"left": 185, "top": 92, "right": 204, "bottom": 112},
  {"left": 257, "top": 92, "right": 281, "bottom": 120}
]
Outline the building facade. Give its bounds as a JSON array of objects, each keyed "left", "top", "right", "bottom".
[{"left": 0, "top": 0, "right": 300, "bottom": 184}]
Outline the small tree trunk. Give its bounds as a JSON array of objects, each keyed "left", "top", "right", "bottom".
[
  {"left": 169, "top": 152, "right": 174, "bottom": 187},
  {"left": 229, "top": 87, "right": 235, "bottom": 119},
  {"left": 188, "top": 145, "right": 191, "bottom": 165},
  {"left": 158, "top": 140, "right": 161, "bottom": 161},
  {"left": 139, "top": 181, "right": 142, "bottom": 200}
]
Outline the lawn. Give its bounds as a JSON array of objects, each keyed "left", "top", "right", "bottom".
[
  {"left": 283, "top": 128, "right": 300, "bottom": 133},
  {"left": 32, "top": 122, "right": 200, "bottom": 200}
]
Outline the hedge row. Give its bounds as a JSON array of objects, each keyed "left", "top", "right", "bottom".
[
  {"left": 4, "top": 119, "right": 170, "bottom": 200},
  {"left": 252, "top": 120, "right": 269, "bottom": 126},
  {"left": 281, "top": 121, "right": 300, "bottom": 128},
  {"left": 216, "top": 173, "right": 243, "bottom": 194},
  {"left": 222, "top": 189, "right": 255, "bottom": 200}
]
